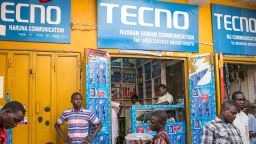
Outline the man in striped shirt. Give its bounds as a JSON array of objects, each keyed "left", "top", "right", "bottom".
[
  {"left": 201, "top": 101, "right": 243, "bottom": 144},
  {"left": 55, "top": 92, "right": 102, "bottom": 144}
]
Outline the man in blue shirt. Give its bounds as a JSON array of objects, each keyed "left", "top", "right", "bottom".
[{"left": 244, "top": 100, "right": 256, "bottom": 144}]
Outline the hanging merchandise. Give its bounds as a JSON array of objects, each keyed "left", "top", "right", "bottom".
[
  {"left": 188, "top": 54, "right": 217, "bottom": 144},
  {"left": 85, "top": 49, "right": 111, "bottom": 144},
  {"left": 224, "top": 63, "right": 231, "bottom": 100}
]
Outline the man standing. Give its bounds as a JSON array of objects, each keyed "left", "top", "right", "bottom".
[
  {"left": 201, "top": 101, "right": 243, "bottom": 144},
  {"left": 55, "top": 92, "right": 102, "bottom": 144},
  {"left": 232, "top": 91, "right": 250, "bottom": 144},
  {"left": 157, "top": 84, "right": 173, "bottom": 105},
  {"left": 0, "top": 101, "right": 26, "bottom": 144},
  {"left": 243, "top": 100, "right": 256, "bottom": 144}
]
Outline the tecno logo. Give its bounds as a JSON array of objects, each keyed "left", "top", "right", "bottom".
[
  {"left": 100, "top": 3, "right": 190, "bottom": 30},
  {"left": 1, "top": 2, "right": 61, "bottom": 25}
]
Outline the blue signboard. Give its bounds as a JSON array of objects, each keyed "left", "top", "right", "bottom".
[
  {"left": 0, "top": 0, "right": 70, "bottom": 43},
  {"left": 98, "top": 0, "right": 199, "bottom": 52},
  {"left": 212, "top": 4, "right": 256, "bottom": 55}
]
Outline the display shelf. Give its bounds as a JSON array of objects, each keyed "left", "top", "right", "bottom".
[
  {"left": 111, "top": 58, "right": 137, "bottom": 103},
  {"left": 136, "top": 59, "right": 163, "bottom": 104},
  {"left": 123, "top": 67, "right": 136, "bottom": 69},
  {"left": 122, "top": 82, "right": 136, "bottom": 85},
  {"left": 111, "top": 66, "right": 122, "bottom": 68}
]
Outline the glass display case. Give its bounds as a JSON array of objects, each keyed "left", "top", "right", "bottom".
[{"left": 130, "top": 105, "right": 186, "bottom": 144}]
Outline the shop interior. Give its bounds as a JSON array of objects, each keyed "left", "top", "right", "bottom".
[
  {"left": 111, "top": 57, "right": 186, "bottom": 137},
  {"left": 223, "top": 63, "right": 256, "bottom": 113}
]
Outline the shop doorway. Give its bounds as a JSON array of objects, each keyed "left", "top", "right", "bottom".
[
  {"left": 110, "top": 57, "right": 187, "bottom": 140},
  {"left": 223, "top": 63, "right": 256, "bottom": 102},
  {"left": 111, "top": 58, "right": 185, "bottom": 105},
  {"left": 216, "top": 55, "right": 256, "bottom": 115}
]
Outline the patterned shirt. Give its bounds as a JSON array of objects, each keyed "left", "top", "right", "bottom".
[
  {"left": 0, "top": 129, "right": 7, "bottom": 144},
  {"left": 152, "top": 131, "right": 171, "bottom": 144},
  {"left": 201, "top": 117, "right": 243, "bottom": 144},
  {"left": 57, "top": 108, "right": 100, "bottom": 144}
]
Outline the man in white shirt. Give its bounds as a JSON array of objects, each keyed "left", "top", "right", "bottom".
[
  {"left": 156, "top": 84, "right": 173, "bottom": 105},
  {"left": 232, "top": 91, "right": 250, "bottom": 144}
]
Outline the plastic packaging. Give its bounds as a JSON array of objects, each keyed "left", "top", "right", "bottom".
[{"left": 125, "top": 133, "right": 153, "bottom": 144}]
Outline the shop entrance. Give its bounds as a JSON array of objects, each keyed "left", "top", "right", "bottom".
[
  {"left": 111, "top": 57, "right": 185, "bottom": 105},
  {"left": 223, "top": 63, "right": 256, "bottom": 102},
  {"left": 110, "top": 57, "right": 187, "bottom": 141},
  {"left": 0, "top": 51, "right": 81, "bottom": 144},
  {"left": 217, "top": 55, "right": 256, "bottom": 113}
]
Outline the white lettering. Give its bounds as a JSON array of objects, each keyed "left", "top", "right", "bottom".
[
  {"left": 155, "top": 8, "right": 172, "bottom": 28},
  {"left": 16, "top": 4, "right": 29, "bottom": 23},
  {"left": 0, "top": 2, "right": 61, "bottom": 25},
  {"left": 249, "top": 18, "right": 256, "bottom": 33},
  {"left": 214, "top": 13, "right": 223, "bottom": 29},
  {"left": 46, "top": 6, "right": 61, "bottom": 24},
  {"left": 100, "top": 3, "right": 119, "bottom": 24},
  {"left": 100, "top": 3, "right": 190, "bottom": 30},
  {"left": 1, "top": 2, "right": 15, "bottom": 22},
  {"left": 224, "top": 15, "right": 232, "bottom": 31},
  {"left": 173, "top": 11, "right": 189, "bottom": 30},
  {"left": 138, "top": 7, "right": 153, "bottom": 27},
  {"left": 232, "top": 16, "right": 240, "bottom": 31},
  {"left": 240, "top": 17, "right": 249, "bottom": 32},
  {"left": 30, "top": 5, "right": 45, "bottom": 24},
  {"left": 214, "top": 13, "right": 255, "bottom": 33},
  {"left": 121, "top": 5, "right": 137, "bottom": 25}
]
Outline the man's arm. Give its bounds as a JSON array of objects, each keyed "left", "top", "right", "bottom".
[
  {"left": 84, "top": 122, "right": 103, "bottom": 143},
  {"left": 157, "top": 101, "right": 169, "bottom": 105},
  {"left": 55, "top": 123, "right": 71, "bottom": 143}
]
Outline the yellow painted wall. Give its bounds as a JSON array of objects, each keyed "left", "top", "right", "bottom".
[{"left": 0, "top": 0, "right": 255, "bottom": 55}]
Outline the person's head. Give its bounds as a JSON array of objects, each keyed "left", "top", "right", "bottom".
[
  {"left": 232, "top": 91, "right": 246, "bottom": 110},
  {"left": 150, "top": 110, "right": 167, "bottom": 132},
  {"left": 1, "top": 101, "right": 26, "bottom": 129},
  {"left": 220, "top": 101, "right": 239, "bottom": 123},
  {"left": 131, "top": 95, "right": 139, "bottom": 104},
  {"left": 71, "top": 92, "right": 82, "bottom": 109},
  {"left": 158, "top": 84, "right": 167, "bottom": 96}
]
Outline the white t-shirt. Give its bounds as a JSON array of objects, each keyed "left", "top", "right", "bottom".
[
  {"left": 233, "top": 111, "right": 250, "bottom": 144},
  {"left": 157, "top": 92, "right": 173, "bottom": 104}
]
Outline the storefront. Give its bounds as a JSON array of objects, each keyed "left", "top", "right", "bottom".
[
  {"left": 0, "top": 0, "right": 255, "bottom": 144},
  {"left": 211, "top": 4, "right": 256, "bottom": 111},
  {"left": 95, "top": 1, "right": 219, "bottom": 143}
]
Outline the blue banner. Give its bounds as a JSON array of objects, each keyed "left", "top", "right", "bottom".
[
  {"left": 98, "top": 0, "right": 199, "bottom": 52},
  {"left": 212, "top": 4, "right": 256, "bottom": 55},
  {"left": 0, "top": 0, "right": 70, "bottom": 43},
  {"left": 85, "top": 49, "right": 111, "bottom": 144},
  {"left": 189, "top": 55, "right": 216, "bottom": 144}
]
